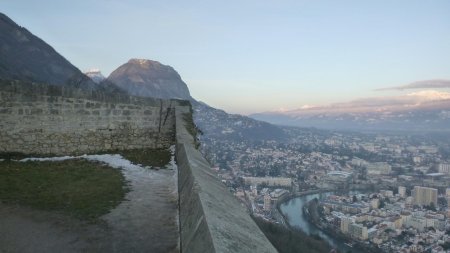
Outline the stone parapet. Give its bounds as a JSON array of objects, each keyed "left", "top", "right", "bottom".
[{"left": 175, "top": 106, "right": 277, "bottom": 253}]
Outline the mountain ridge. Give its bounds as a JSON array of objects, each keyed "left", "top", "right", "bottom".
[
  {"left": 0, "top": 13, "right": 94, "bottom": 89},
  {"left": 0, "top": 12, "right": 127, "bottom": 95}
]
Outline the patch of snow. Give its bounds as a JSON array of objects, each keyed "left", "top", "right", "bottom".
[
  {"left": 20, "top": 156, "right": 77, "bottom": 162},
  {"left": 82, "top": 154, "right": 144, "bottom": 171},
  {"left": 85, "top": 68, "right": 101, "bottom": 73},
  {"left": 19, "top": 154, "right": 147, "bottom": 172},
  {"left": 168, "top": 145, "right": 178, "bottom": 197},
  {"left": 84, "top": 69, "right": 105, "bottom": 84}
]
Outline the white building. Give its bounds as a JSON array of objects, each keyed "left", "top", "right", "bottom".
[
  {"left": 340, "top": 216, "right": 353, "bottom": 234},
  {"left": 350, "top": 158, "right": 367, "bottom": 167},
  {"left": 404, "top": 216, "right": 427, "bottom": 232},
  {"left": 446, "top": 188, "right": 450, "bottom": 205},
  {"left": 349, "top": 223, "right": 368, "bottom": 240},
  {"left": 398, "top": 186, "right": 406, "bottom": 198},
  {"left": 263, "top": 194, "right": 271, "bottom": 211},
  {"left": 251, "top": 185, "right": 258, "bottom": 196},
  {"left": 412, "top": 186, "right": 438, "bottom": 207},
  {"left": 380, "top": 190, "right": 394, "bottom": 198},
  {"left": 370, "top": 198, "right": 380, "bottom": 209},
  {"left": 366, "top": 162, "right": 391, "bottom": 175},
  {"left": 243, "top": 177, "right": 292, "bottom": 187},
  {"left": 270, "top": 189, "right": 288, "bottom": 199},
  {"left": 412, "top": 156, "right": 422, "bottom": 164},
  {"left": 439, "top": 163, "right": 450, "bottom": 175}
]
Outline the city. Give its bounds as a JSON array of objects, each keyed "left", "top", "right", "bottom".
[{"left": 197, "top": 115, "right": 450, "bottom": 252}]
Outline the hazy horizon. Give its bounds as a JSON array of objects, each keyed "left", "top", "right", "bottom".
[{"left": 2, "top": 0, "right": 450, "bottom": 114}]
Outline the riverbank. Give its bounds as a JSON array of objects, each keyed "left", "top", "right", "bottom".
[
  {"left": 274, "top": 188, "right": 332, "bottom": 229},
  {"left": 278, "top": 189, "right": 382, "bottom": 253},
  {"left": 302, "top": 197, "right": 383, "bottom": 253},
  {"left": 278, "top": 191, "right": 352, "bottom": 252},
  {"left": 276, "top": 183, "right": 380, "bottom": 212}
]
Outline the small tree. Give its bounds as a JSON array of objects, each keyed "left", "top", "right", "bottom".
[
  {"left": 429, "top": 202, "right": 436, "bottom": 211},
  {"left": 379, "top": 199, "right": 385, "bottom": 208}
]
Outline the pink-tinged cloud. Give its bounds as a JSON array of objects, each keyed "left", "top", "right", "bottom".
[{"left": 375, "top": 79, "right": 450, "bottom": 91}]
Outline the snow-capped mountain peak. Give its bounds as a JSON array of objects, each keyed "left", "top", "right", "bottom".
[{"left": 84, "top": 68, "right": 105, "bottom": 84}]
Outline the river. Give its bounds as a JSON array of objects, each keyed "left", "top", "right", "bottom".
[{"left": 279, "top": 191, "right": 361, "bottom": 253}]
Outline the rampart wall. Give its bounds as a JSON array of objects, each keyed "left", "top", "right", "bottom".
[
  {"left": 0, "top": 80, "right": 176, "bottom": 155},
  {"left": 175, "top": 106, "right": 277, "bottom": 253}
]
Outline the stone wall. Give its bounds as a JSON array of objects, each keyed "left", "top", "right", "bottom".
[
  {"left": 175, "top": 106, "right": 277, "bottom": 253},
  {"left": 0, "top": 80, "right": 177, "bottom": 155}
]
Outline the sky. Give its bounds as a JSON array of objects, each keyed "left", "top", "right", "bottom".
[{"left": 2, "top": 0, "right": 450, "bottom": 114}]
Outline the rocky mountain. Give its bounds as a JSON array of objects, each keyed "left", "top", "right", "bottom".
[
  {"left": 108, "top": 59, "right": 191, "bottom": 100},
  {"left": 84, "top": 69, "right": 105, "bottom": 83},
  {"left": 0, "top": 13, "right": 97, "bottom": 89},
  {"left": 108, "top": 59, "right": 287, "bottom": 141}
]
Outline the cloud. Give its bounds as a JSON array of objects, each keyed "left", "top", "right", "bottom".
[
  {"left": 375, "top": 79, "right": 450, "bottom": 91},
  {"left": 406, "top": 90, "right": 450, "bottom": 100}
]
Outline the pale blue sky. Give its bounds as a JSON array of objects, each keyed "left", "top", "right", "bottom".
[{"left": 2, "top": 0, "right": 450, "bottom": 114}]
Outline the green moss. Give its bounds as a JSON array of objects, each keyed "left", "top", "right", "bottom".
[
  {"left": 118, "top": 148, "right": 171, "bottom": 167},
  {"left": 0, "top": 159, "right": 128, "bottom": 221},
  {"left": 0, "top": 152, "right": 48, "bottom": 160}
]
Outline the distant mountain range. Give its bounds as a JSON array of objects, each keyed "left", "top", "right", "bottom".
[
  {"left": 251, "top": 90, "right": 450, "bottom": 132},
  {"left": 0, "top": 12, "right": 286, "bottom": 142}
]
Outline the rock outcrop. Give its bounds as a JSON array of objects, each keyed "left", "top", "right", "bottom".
[{"left": 108, "top": 59, "right": 191, "bottom": 100}]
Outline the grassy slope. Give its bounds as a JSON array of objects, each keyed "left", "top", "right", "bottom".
[
  {"left": 0, "top": 159, "right": 127, "bottom": 221},
  {"left": 119, "top": 148, "right": 171, "bottom": 167}
]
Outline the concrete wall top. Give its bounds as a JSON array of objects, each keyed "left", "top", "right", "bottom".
[{"left": 176, "top": 106, "right": 277, "bottom": 253}]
